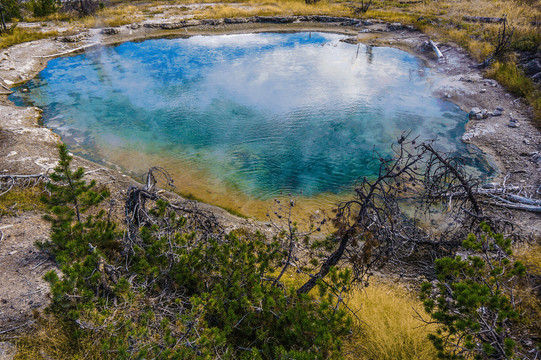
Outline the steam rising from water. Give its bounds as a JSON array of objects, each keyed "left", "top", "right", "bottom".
[{"left": 11, "top": 32, "right": 490, "bottom": 216}]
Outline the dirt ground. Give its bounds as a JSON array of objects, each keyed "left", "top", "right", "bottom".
[{"left": 1, "top": 17, "right": 540, "bottom": 333}]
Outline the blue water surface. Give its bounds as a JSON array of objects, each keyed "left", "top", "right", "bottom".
[{"left": 11, "top": 32, "right": 481, "bottom": 199}]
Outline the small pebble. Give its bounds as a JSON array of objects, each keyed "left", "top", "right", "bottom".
[{"left": 508, "top": 122, "right": 519, "bottom": 128}]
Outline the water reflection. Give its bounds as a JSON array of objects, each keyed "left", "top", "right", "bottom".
[{"left": 10, "top": 32, "right": 488, "bottom": 217}]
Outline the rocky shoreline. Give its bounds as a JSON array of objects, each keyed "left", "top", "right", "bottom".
[{"left": 1, "top": 16, "right": 540, "bottom": 335}]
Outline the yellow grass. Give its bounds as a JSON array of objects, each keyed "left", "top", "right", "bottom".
[
  {"left": 193, "top": 0, "right": 350, "bottom": 19},
  {"left": 0, "top": 28, "right": 58, "bottom": 49},
  {"left": 13, "top": 313, "right": 104, "bottom": 360},
  {"left": 343, "top": 281, "right": 438, "bottom": 360},
  {"left": 515, "top": 242, "right": 541, "bottom": 274},
  {"left": 513, "top": 243, "right": 541, "bottom": 341},
  {"left": 80, "top": 5, "right": 144, "bottom": 27}
]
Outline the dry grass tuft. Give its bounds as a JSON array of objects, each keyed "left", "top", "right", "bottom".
[
  {"left": 343, "top": 281, "right": 437, "bottom": 360},
  {"left": 0, "top": 28, "right": 58, "bottom": 49},
  {"left": 193, "top": 0, "right": 350, "bottom": 19},
  {"left": 80, "top": 5, "right": 143, "bottom": 27},
  {"left": 13, "top": 313, "right": 104, "bottom": 359}
]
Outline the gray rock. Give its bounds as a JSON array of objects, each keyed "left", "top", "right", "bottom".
[
  {"left": 470, "top": 107, "right": 488, "bottom": 119},
  {"left": 388, "top": 22, "right": 404, "bottom": 31},
  {"left": 224, "top": 17, "right": 256, "bottom": 24},
  {"left": 184, "top": 20, "right": 202, "bottom": 27},
  {"left": 255, "top": 16, "right": 295, "bottom": 23},
  {"left": 490, "top": 108, "right": 503, "bottom": 116},
  {"left": 311, "top": 16, "right": 351, "bottom": 23},
  {"left": 159, "top": 22, "right": 187, "bottom": 29},
  {"left": 508, "top": 117, "right": 519, "bottom": 128},
  {"left": 508, "top": 121, "right": 519, "bottom": 128},
  {"left": 496, "top": 106, "right": 504, "bottom": 111},
  {"left": 59, "top": 33, "right": 87, "bottom": 42},
  {"left": 200, "top": 19, "right": 224, "bottom": 26},
  {"left": 101, "top": 27, "right": 120, "bottom": 35},
  {"left": 524, "top": 59, "right": 541, "bottom": 75},
  {"left": 469, "top": 107, "right": 481, "bottom": 118},
  {"left": 340, "top": 37, "right": 358, "bottom": 44}
]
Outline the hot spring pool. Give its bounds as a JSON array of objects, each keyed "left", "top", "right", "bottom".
[{"left": 10, "top": 32, "right": 491, "bottom": 218}]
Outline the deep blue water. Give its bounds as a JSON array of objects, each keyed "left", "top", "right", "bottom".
[{"left": 11, "top": 32, "right": 482, "bottom": 200}]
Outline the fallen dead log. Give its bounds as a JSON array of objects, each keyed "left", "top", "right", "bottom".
[
  {"left": 0, "top": 173, "right": 48, "bottom": 196},
  {"left": 0, "top": 174, "right": 47, "bottom": 179},
  {"left": 428, "top": 40, "right": 443, "bottom": 61},
  {"left": 0, "top": 81, "right": 11, "bottom": 93},
  {"left": 463, "top": 16, "right": 504, "bottom": 24},
  {"left": 430, "top": 186, "right": 541, "bottom": 213},
  {"left": 481, "top": 200, "right": 541, "bottom": 213},
  {"left": 504, "top": 194, "right": 541, "bottom": 206}
]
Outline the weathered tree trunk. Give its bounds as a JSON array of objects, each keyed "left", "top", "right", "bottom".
[
  {"left": 429, "top": 40, "right": 444, "bottom": 61},
  {"left": 0, "top": 6, "right": 7, "bottom": 32},
  {"left": 463, "top": 15, "right": 504, "bottom": 24}
]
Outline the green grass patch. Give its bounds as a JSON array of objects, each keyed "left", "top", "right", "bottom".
[
  {"left": 488, "top": 61, "right": 541, "bottom": 124},
  {"left": 512, "top": 32, "right": 541, "bottom": 52},
  {"left": 0, "top": 186, "right": 46, "bottom": 215}
]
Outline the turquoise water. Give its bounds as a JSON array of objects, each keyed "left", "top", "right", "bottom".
[{"left": 11, "top": 32, "right": 486, "bottom": 202}]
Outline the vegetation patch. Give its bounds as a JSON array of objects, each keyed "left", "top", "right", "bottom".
[
  {"left": 0, "top": 186, "right": 45, "bottom": 215},
  {"left": 488, "top": 61, "right": 541, "bottom": 123},
  {"left": 344, "top": 283, "right": 438, "bottom": 360},
  {"left": 0, "top": 27, "right": 58, "bottom": 49}
]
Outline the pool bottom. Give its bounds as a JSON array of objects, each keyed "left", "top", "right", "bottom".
[{"left": 99, "top": 145, "right": 353, "bottom": 220}]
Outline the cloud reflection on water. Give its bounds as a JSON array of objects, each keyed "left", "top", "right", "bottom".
[{"left": 10, "top": 32, "right": 472, "bottom": 200}]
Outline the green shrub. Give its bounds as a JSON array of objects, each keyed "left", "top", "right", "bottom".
[
  {"left": 28, "top": 0, "right": 59, "bottom": 17},
  {"left": 420, "top": 223, "right": 526, "bottom": 359},
  {"left": 0, "top": 0, "right": 22, "bottom": 21},
  {"left": 38, "top": 143, "right": 353, "bottom": 358}
]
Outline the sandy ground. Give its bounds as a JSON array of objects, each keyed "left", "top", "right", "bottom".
[{"left": 0, "top": 17, "right": 540, "bottom": 332}]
